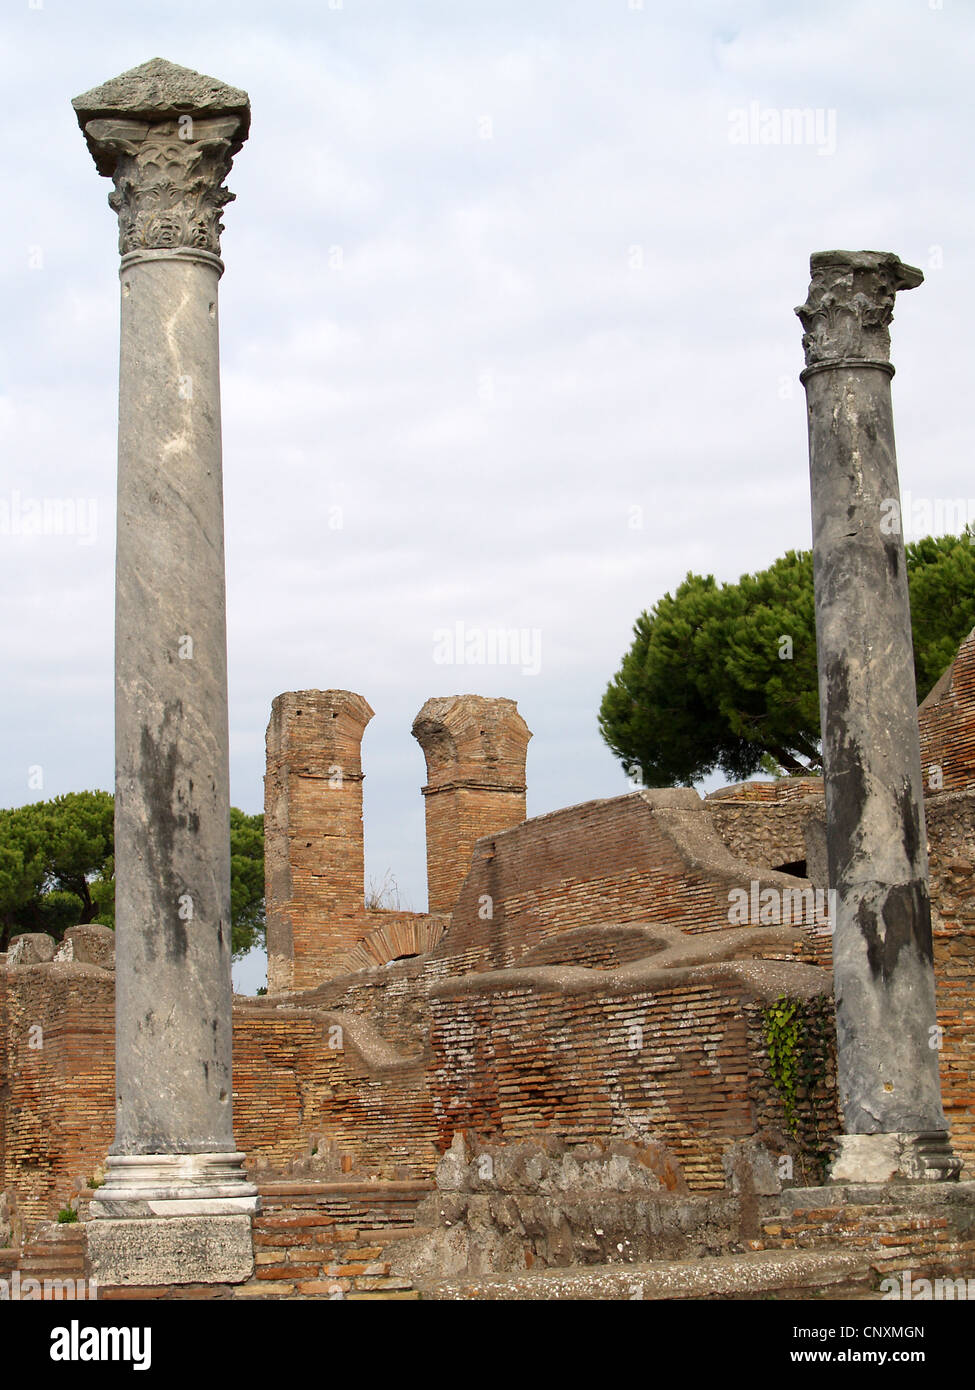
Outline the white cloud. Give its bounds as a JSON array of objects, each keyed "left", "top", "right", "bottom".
[{"left": 2, "top": 0, "right": 972, "bottom": 950}]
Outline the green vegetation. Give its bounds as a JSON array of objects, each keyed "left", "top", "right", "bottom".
[
  {"left": 761, "top": 995, "right": 832, "bottom": 1139},
  {"left": 600, "top": 532, "right": 975, "bottom": 787},
  {"left": 0, "top": 793, "right": 264, "bottom": 959}
]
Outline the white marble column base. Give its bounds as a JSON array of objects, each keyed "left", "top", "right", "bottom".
[
  {"left": 88, "top": 1151, "right": 260, "bottom": 1218},
  {"left": 829, "top": 1131, "right": 962, "bottom": 1184}
]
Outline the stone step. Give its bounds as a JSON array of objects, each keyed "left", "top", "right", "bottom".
[
  {"left": 19, "top": 1257, "right": 87, "bottom": 1274},
  {"left": 424, "top": 1247, "right": 876, "bottom": 1300}
]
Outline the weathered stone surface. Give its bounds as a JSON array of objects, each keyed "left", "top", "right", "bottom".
[
  {"left": 53, "top": 924, "right": 115, "bottom": 970},
  {"left": 436, "top": 1132, "right": 687, "bottom": 1197},
  {"left": 87, "top": 1214, "right": 254, "bottom": 1286},
  {"left": 780, "top": 1177, "right": 975, "bottom": 1213},
  {"left": 73, "top": 57, "right": 249, "bottom": 128},
  {"left": 722, "top": 1140, "right": 782, "bottom": 1197},
  {"left": 73, "top": 59, "right": 249, "bottom": 258},
  {"left": 829, "top": 1131, "right": 961, "bottom": 1183},
  {"left": 111, "top": 244, "right": 234, "bottom": 1157},
  {"left": 264, "top": 690, "right": 374, "bottom": 993},
  {"left": 798, "top": 251, "right": 956, "bottom": 1164},
  {"left": 388, "top": 1135, "right": 761, "bottom": 1285},
  {"left": 7, "top": 933, "right": 56, "bottom": 966},
  {"left": 88, "top": 1153, "right": 259, "bottom": 1217},
  {"left": 802, "top": 813, "right": 828, "bottom": 890},
  {"left": 423, "top": 1248, "right": 873, "bottom": 1300}
]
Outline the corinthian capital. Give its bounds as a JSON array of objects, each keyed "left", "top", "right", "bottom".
[
  {"left": 795, "top": 250, "right": 923, "bottom": 369},
  {"left": 73, "top": 58, "right": 250, "bottom": 259}
]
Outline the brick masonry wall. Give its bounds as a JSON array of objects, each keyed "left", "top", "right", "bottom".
[
  {"left": 421, "top": 785, "right": 526, "bottom": 915},
  {"left": 0, "top": 965, "right": 441, "bottom": 1224},
  {"left": 0, "top": 962, "right": 115, "bottom": 1225},
  {"left": 234, "top": 1181, "right": 426, "bottom": 1299},
  {"left": 7, "top": 1182, "right": 428, "bottom": 1301},
  {"left": 419, "top": 792, "right": 828, "bottom": 980},
  {"left": 3, "top": 775, "right": 972, "bottom": 1229},
  {"left": 426, "top": 974, "right": 831, "bottom": 1192},
  {"left": 924, "top": 792, "right": 975, "bottom": 1168},
  {"left": 6, "top": 1181, "right": 973, "bottom": 1300},
  {"left": 918, "top": 628, "right": 975, "bottom": 794},
  {"left": 707, "top": 778, "right": 826, "bottom": 804},
  {"left": 743, "top": 996, "right": 839, "bottom": 1188},
  {"left": 758, "top": 1186, "right": 975, "bottom": 1288},
  {"left": 265, "top": 691, "right": 531, "bottom": 989},
  {"left": 264, "top": 690, "right": 374, "bottom": 992},
  {"left": 233, "top": 1004, "right": 437, "bottom": 1180}
]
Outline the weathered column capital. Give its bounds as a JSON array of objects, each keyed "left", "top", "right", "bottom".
[
  {"left": 72, "top": 58, "right": 250, "bottom": 261},
  {"left": 795, "top": 250, "right": 923, "bottom": 377}
]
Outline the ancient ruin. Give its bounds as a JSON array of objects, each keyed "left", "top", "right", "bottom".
[
  {"left": 3, "top": 638, "right": 975, "bottom": 1296},
  {"left": 1, "top": 60, "right": 973, "bottom": 1301}
]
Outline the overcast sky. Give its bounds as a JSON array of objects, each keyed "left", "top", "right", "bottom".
[{"left": 2, "top": 0, "right": 972, "bottom": 991}]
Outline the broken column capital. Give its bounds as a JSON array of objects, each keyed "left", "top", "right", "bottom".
[
  {"left": 412, "top": 694, "right": 532, "bottom": 791},
  {"left": 412, "top": 695, "right": 532, "bottom": 914},
  {"left": 795, "top": 250, "right": 923, "bottom": 375},
  {"left": 72, "top": 58, "right": 250, "bottom": 260}
]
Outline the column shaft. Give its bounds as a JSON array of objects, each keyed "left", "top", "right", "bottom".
[
  {"left": 806, "top": 359, "right": 942, "bottom": 1131},
  {"left": 797, "top": 250, "right": 958, "bottom": 1181},
  {"left": 73, "top": 58, "right": 258, "bottom": 1282},
  {"left": 114, "top": 251, "right": 233, "bottom": 1154}
]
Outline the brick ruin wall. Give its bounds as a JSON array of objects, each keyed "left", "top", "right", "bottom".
[
  {"left": 3, "top": 776, "right": 974, "bottom": 1228},
  {"left": 919, "top": 627, "right": 975, "bottom": 794},
  {"left": 265, "top": 691, "right": 530, "bottom": 991},
  {"left": 704, "top": 782, "right": 824, "bottom": 870},
  {"left": 0, "top": 962, "right": 115, "bottom": 1228},
  {"left": 0, "top": 789, "right": 883, "bottom": 1225},
  {"left": 0, "top": 1181, "right": 429, "bottom": 1301},
  {"left": 3, "top": 651, "right": 975, "bottom": 1231}
]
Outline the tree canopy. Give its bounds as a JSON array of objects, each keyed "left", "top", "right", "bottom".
[
  {"left": 599, "top": 531, "right": 975, "bottom": 788},
  {"left": 0, "top": 792, "right": 264, "bottom": 959}
]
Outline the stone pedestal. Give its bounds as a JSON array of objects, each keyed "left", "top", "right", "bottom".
[
  {"left": 87, "top": 1216, "right": 254, "bottom": 1288},
  {"left": 73, "top": 58, "right": 258, "bottom": 1283},
  {"left": 796, "top": 250, "right": 960, "bottom": 1182},
  {"left": 829, "top": 1132, "right": 959, "bottom": 1184}
]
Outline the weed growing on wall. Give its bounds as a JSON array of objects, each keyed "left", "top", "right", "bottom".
[{"left": 762, "top": 996, "right": 831, "bottom": 1138}]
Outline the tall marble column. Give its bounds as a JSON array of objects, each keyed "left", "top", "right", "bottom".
[
  {"left": 796, "top": 250, "right": 959, "bottom": 1182},
  {"left": 72, "top": 59, "right": 259, "bottom": 1284}
]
